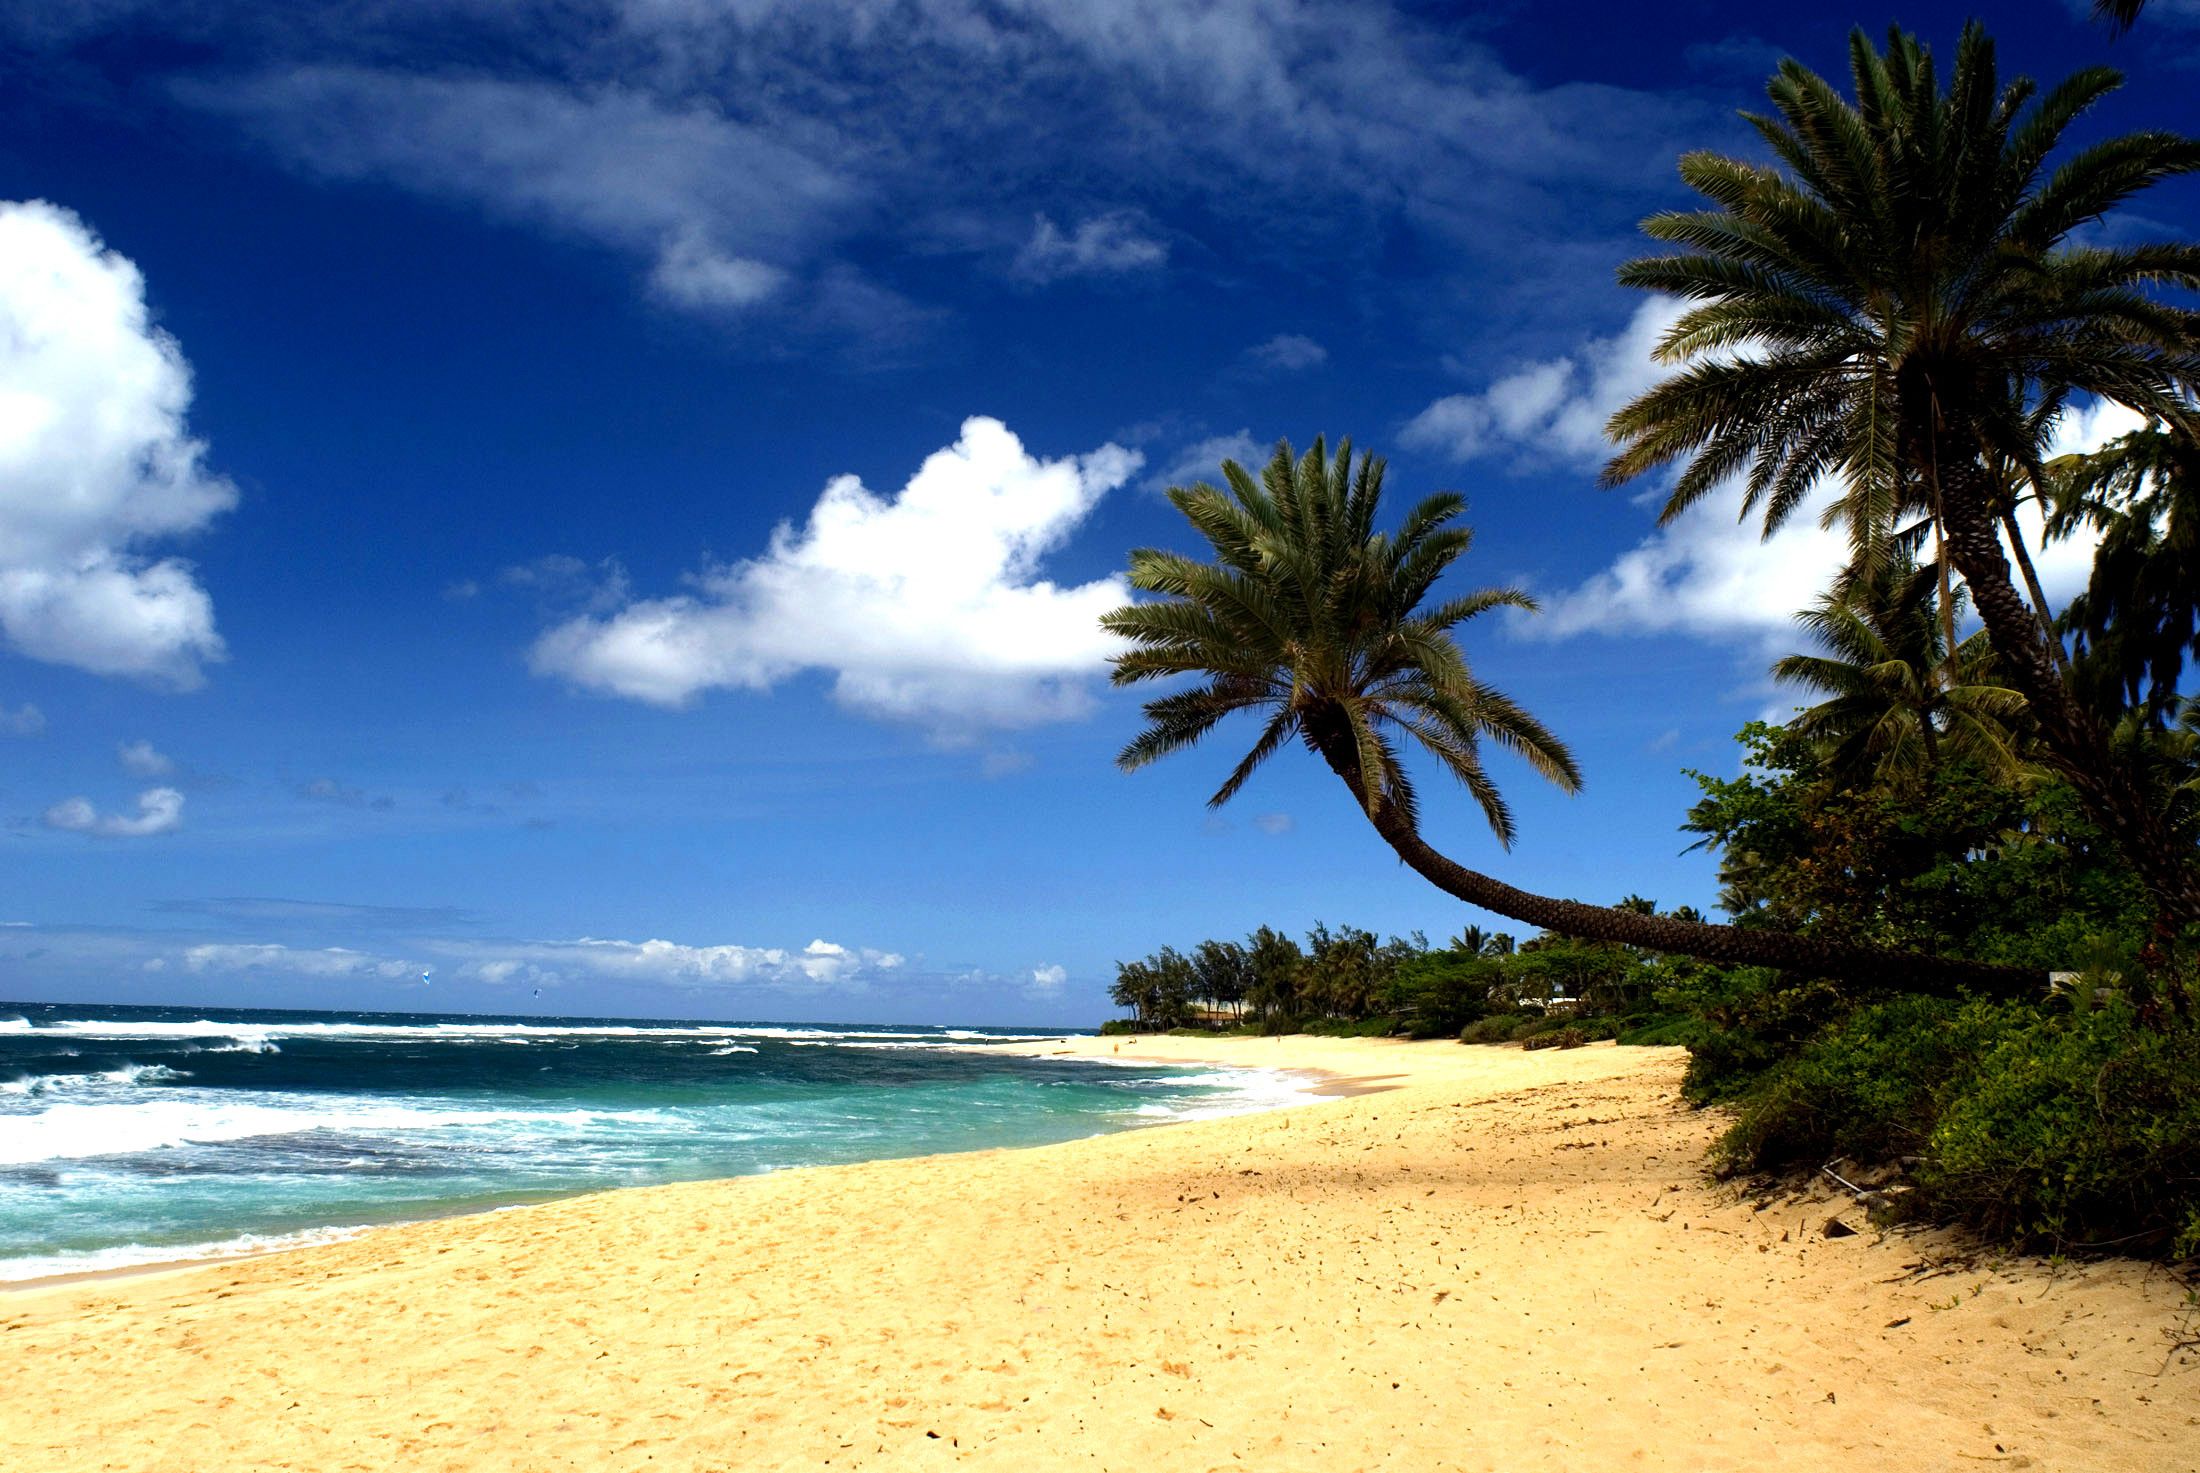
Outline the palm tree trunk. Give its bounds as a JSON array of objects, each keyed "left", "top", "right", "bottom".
[
  {"left": 1938, "top": 455, "right": 2200, "bottom": 940},
  {"left": 1999, "top": 505, "right": 2074, "bottom": 678},
  {"left": 1301, "top": 718, "right": 2045, "bottom": 998},
  {"left": 1934, "top": 519, "right": 1961, "bottom": 681}
]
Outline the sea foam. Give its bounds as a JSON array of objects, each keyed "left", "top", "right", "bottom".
[
  {"left": 0, "top": 1223, "right": 374, "bottom": 1283},
  {"left": 0, "top": 1094, "right": 683, "bottom": 1167}
]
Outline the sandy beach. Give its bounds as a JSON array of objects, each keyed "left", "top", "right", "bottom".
[{"left": 3, "top": 1036, "right": 2194, "bottom": 1472}]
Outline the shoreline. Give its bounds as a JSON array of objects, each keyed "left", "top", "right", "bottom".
[
  {"left": 4, "top": 1036, "right": 2193, "bottom": 1470},
  {"left": 0, "top": 1040, "right": 1342, "bottom": 1297}
]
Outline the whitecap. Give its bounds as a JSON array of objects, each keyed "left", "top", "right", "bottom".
[
  {"left": 0, "top": 1094, "right": 684, "bottom": 1167},
  {"left": 0, "top": 1062, "right": 191, "bottom": 1097}
]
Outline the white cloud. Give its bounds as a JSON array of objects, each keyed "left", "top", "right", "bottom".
[
  {"left": 1012, "top": 212, "right": 1167, "bottom": 283},
  {"left": 1251, "top": 811, "right": 1294, "bottom": 835},
  {"left": 1402, "top": 297, "right": 1686, "bottom": 466},
  {"left": 43, "top": 785, "right": 184, "bottom": 838},
  {"left": 1535, "top": 398, "right": 2145, "bottom": 649},
  {"left": 647, "top": 227, "right": 788, "bottom": 310},
  {"left": 1027, "top": 963, "right": 1067, "bottom": 996},
  {"left": 182, "top": 942, "right": 420, "bottom": 979},
  {"left": 164, "top": 931, "right": 905, "bottom": 992},
  {"left": 117, "top": 738, "right": 174, "bottom": 776},
  {"left": 446, "top": 935, "right": 906, "bottom": 991},
  {"left": 530, "top": 417, "right": 1140, "bottom": 738},
  {"left": 1146, "top": 429, "right": 1264, "bottom": 494},
  {"left": 0, "top": 702, "right": 43, "bottom": 735},
  {"left": 1244, "top": 333, "right": 1326, "bottom": 372},
  {"left": 0, "top": 201, "right": 232, "bottom": 685},
  {"left": 119, "top": 2, "right": 1710, "bottom": 348},
  {"left": 181, "top": 70, "right": 848, "bottom": 320}
]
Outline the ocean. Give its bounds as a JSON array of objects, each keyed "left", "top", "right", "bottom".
[{"left": 0, "top": 1001, "right": 1304, "bottom": 1283}]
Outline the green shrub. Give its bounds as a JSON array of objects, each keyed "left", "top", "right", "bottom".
[
  {"left": 1717, "top": 995, "right": 1988, "bottom": 1169},
  {"left": 1459, "top": 1015, "right": 1519, "bottom": 1045},
  {"left": 1510, "top": 1014, "right": 1566, "bottom": 1041},
  {"left": 1918, "top": 1004, "right": 2200, "bottom": 1256},
  {"left": 1522, "top": 1026, "right": 1589, "bottom": 1051},
  {"left": 1385, "top": 950, "right": 1498, "bottom": 1036},
  {"left": 1616, "top": 1016, "right": 1695, "bottom": 1047},
  {"left": 1665, "top": 968, "right": 1847, "bottom": 1104},
  {"left": 1097, "top": 1019, "right": 1142, "bottom": 1035},
  {"left": 1708, "top": 994, "right": 2200, "bottom": 1258}
]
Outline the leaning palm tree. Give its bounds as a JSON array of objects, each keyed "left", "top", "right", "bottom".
[
  {"left": 1774, "top": 559, "right": 2030, "bottom": 783},
  {"left": 1602, "top": 23, "right": 2200, "bottom": 933},
  {"left": 1104, "top": 437, "right": 2039, "bottom": 994}
]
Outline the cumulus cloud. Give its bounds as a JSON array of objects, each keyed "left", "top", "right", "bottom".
[
  {"left": 163, "top": 930, "right": 904, "bottom": 992},
  {"left": 1244, "top": 333, "right": 1327, "bottom": 373},
  {"left": 529, "top": 417, "right": 1139, "bottom": 738},
  {"left": 43, "top": 786, "right": 184, "bottom": 838},
  {"left": 181, "top": 941, "right": 421, "bottom": 979},
  {"left": 117, "top": 738, "right": 174, "bottom": 776},
  {"left": 0, "top": 702, "right": 43, "bottom": 736},
  {"left": 1400, "top": 296, "right": 2136, "bottom": 655},
  {"left": 0, "top": 201, "right": 233, "bottom": 685},
  {"left": 445, "top": 935, "right": 905, "bottom": 991},
  {"left": 1535, "top": 397, "right": 2143, "bottom": 649},
  {"left": 1027, "top": 963, "right": 1068, "bottom": 996},
  {"left": 1012, "top": 212, "right": 1167, "bottom": 283},
  {"left": 1401, "top": 296, "right": 1686, "bottom": 466}
]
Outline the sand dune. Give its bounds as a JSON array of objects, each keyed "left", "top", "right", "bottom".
[{"left": 3, "top": 1037, "right": 2193, "bottom": 1471}]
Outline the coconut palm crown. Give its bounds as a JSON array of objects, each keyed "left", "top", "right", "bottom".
[
  {"left": 1601, "top": 21, "right": 2200, "bottom": 930},
  {"left": 1105, "top": 438, "right": 1578, "bottom": 847},
  {"left": 1774, "top": 560, "right": 2029, "bottom": 782},
  {"left": 1103, "top": 437, "right": 2042, "bottom": 995}
]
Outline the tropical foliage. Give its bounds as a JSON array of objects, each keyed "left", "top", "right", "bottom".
[
  {"left": 2049, "top": 427, "right": 2200, "bottom": 724},
  {"left": 1104, "top": 439, "right": 2039, "bottom": 993},
  {"left": 1107, "top": 915, "right": 1700, "bottom": 1042},
  {"left": 1099, "top": 20, "right": 2200, "bottom": 1260},
  {"left": 1772, "top": 560, "right": 2026, "bottom": 781},
  {"left": 1602, "top": 22, "right": 2200, "bottom": 936}
]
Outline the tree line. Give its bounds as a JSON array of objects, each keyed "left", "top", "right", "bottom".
[
  {"left": 1100, "top": 19, "right": 2200, "bottom": 1256},
  {"left": 1109, "top": 904, "right": 1711, "bottom": 1038}
]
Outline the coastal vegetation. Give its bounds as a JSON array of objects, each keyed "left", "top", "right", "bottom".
[{"left": 1103, "top": 23, "right": 2200, "bottom": 1259}]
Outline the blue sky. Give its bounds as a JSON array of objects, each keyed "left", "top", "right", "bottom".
[{"left": 1, "top": 0, "right": 2195, "bottom": 1025}]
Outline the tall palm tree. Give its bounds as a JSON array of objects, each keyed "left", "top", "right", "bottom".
[
  {"left": 2048, "top": 425, "right": 2200, "bottom": 724},
  {"left": 1774, "top": 559, "right": 2029, "bottom": 782},
  {"left": 1103, "top": 437, "right": 2040, "bottom": 995},
  {"left": 1602, "top": 23, "right": 2200, "bottom": 933}
]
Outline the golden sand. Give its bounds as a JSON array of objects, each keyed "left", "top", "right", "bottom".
[{"left": 3, "top": 1037, "right": 2194, "bottom": 1472}]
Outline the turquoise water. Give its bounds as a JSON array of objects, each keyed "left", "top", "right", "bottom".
[{"left": 0, "top": 1001, "right": 1308, "bottom": 1281}]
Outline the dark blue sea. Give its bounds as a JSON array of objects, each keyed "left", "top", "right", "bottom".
[{"left": 0, "top": 1001, "right": 1306, "bottom": 1281}]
